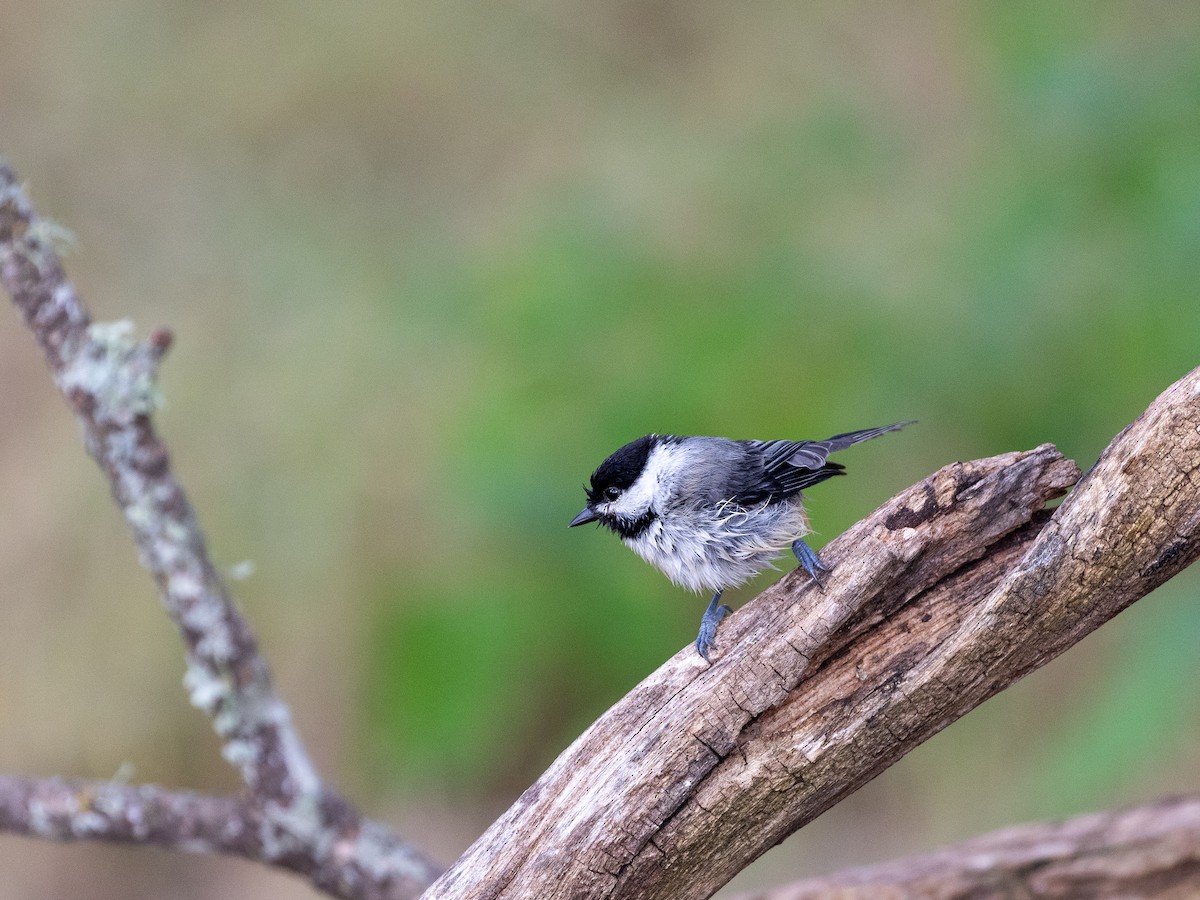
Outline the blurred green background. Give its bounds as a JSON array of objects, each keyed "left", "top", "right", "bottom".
[{"left": 2, "top": 2, "right": 1199, "bottom": 897}]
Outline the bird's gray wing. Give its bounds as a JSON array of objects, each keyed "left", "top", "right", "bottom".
[
  {"left": 732, "top": 422, "right": 913, "bottom": 504},
  {"left": 730, "top": 440, "right": 845, "bottom": 504}
]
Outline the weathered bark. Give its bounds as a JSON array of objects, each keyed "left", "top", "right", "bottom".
[
  {"left": 731, "top": 793, "right": 1200, "bottom": 899},
  {"left": 426, "top": 365, "right": 1200, "bottom": 900}
]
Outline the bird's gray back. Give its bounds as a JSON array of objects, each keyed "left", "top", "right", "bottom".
[{"left": 667, "top": 437, "right": 763, "bottom": 507}]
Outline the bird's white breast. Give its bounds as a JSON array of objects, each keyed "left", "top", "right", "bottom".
[{"left": 623, "top": 498, "right": 811, "bottom": 593}]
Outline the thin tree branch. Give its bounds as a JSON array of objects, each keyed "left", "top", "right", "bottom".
[
  {"left": 0, "top": 776, "right": 259, "bottom": 858},
  {"left": 0, "top": 160, "right": 440, "bottom": 898},
  {"left": 427, "top": 365, "right": 1200, "bottom": 899},
  {"left": 730, "top": 793, "right": 1200, "bottom": 899},
  {"left": 0, "top": 774, "right": 437, "bottom": 898}
]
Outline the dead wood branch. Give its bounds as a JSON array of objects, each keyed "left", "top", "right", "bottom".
[{"left": 731, "top": 793, "right": 1200, "bottom": 899}]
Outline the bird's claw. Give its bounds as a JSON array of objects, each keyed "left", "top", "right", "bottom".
[
  {"left": 791, "top": 538, "right": 829, "bottom": 588},
  {"left": 695, "top": 594, "right": 732, "bottom": 662}
]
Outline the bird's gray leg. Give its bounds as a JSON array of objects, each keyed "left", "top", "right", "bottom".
[
  {"left": 695, "top": 591, "right": 732, "bottom": 662},
  {"left": 791, "top": 538, "right": 829, "bottom": 586}
]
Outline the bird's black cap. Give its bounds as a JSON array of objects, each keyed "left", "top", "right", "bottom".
[{"left": 585, "top": 434, "right": 657, "bottom": 504}]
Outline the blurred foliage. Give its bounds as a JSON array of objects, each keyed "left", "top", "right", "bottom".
[{"left": 2, "top": 1, "right": 1200, "bottom": 896}]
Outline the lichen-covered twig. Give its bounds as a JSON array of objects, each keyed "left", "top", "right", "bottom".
[
  {"left": 0, "top": 774, "right": 437, "bottom": 899},
  {"left": 0, "top": 775, "right": 259, "bottom": 858},
  {"left": 0, "top": 160, "right": 440, "bottom": 899}
]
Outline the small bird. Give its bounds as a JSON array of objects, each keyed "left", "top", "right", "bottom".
[{"left": 570, "top": 422, "right": 912, "bottom": 660}]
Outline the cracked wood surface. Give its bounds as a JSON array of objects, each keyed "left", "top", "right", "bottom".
[{"left": 425, "top": 365, "right": 1200, "bottom": 900}]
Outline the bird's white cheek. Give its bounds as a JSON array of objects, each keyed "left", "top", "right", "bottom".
[
  {"left": 608, "top": 497, "right": 655, "bottom": 524},
  {"left": 608, "top": 443, "right": 678, "bottom": 520}
]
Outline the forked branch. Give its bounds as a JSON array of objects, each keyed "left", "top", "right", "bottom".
[{"left": 0, "top": 162, "right": 440, "bottom": 899}]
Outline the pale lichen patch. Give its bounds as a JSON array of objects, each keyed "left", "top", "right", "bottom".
[
  {"left": 58, "top": 319, "right": 163, "bottom": 424},
  {"left": 183, "top": 661, "right": 227, "bottom": 714}
]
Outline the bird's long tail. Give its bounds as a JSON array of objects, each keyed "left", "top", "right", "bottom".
[{"left": 822, "top": 420, "right": 916, "bottom": 453}]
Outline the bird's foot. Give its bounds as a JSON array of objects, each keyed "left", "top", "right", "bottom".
[
  {"left": 695, "top": 591, "right": 732, "bottom": 662},
  {"left": 791, "top": 538, "right": 829, "bottom": 588}
]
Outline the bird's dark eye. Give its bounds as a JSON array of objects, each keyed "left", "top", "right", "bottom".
[{"left": 604, "top": 486, "right": 621, "bottom": 500}]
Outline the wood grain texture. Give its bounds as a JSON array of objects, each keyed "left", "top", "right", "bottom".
[{"left": 426, "top": 365, "right": 1200, "bottom": 900}]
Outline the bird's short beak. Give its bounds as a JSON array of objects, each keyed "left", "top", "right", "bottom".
[{"left": 569, "top": 507, "right": 600, "bottom": 527}]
